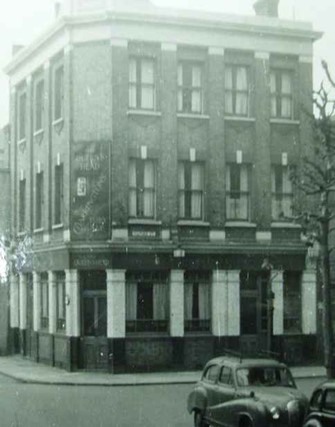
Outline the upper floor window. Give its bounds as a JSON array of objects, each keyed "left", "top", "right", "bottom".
[
  {"left": 18, "top": 91, "right": 27, "bottom": 141},
  {"left": 270, "top": 69, "right": 293, "bottom": 119},
  {"left": 226, "top": 164, "right": 250, "bottom": 220},
  {"left": 53, "top": 64, "right": 64, "bottom": 121},
  {"left": 34, "top": 78, "right": 44, "bottom": 132},
  {"left": 178, "top": 162, "right": 204, "bottom": 220},
  {"left": 54, "top": 164, "right": 64, "bottom": 225},
  {"left": 271, "top": 165, "right": 293, "bottom": 220},
  {"left": 19, "top": 178, "right": 26, "bottom": 232},
  {"left": 283, "top": 271, "right": 301, "bottom": 333},
  {"left": 178, "top": 61, "right": 203, "bottom": 114},
  {"left": 225, "top": 65, "right": 250, "bottom": 116},
  {"left": 129, "top": 158, "right": 156, "bottom": 218},
  {"left": 35, "top": 172, "right": 44, "bottom": 229},
  {"left": 129, "top": 57, "right": 155, "bottom": 110}
]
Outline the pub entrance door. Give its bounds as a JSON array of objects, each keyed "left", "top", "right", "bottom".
[
  {"left": 25, "top": 274, "right": 34, "bottom": 358},
  {"left": 80, "top": 271, "right": 108, "bottom": 370},
  {"left": 240, "top": 271, "right": 269, "bottom": 356}
]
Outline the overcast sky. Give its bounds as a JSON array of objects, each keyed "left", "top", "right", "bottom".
[{"left": 0, "top": 0, "right": 334, "bottom": 127}]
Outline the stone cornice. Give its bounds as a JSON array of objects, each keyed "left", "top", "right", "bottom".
[{"left": 4, "top": 10, "right": 322, "bottom": 77}]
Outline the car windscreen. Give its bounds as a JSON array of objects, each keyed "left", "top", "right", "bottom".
[{"left": 236, "top": 367, "right": 295, "bottom": 388}]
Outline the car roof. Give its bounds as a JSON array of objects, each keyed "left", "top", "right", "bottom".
[
  {"left": 314, "top": 380, "right": 335, "bottom": 391},
  {"left": 204, "top": 356, "right": 286, "bottom": 370}
]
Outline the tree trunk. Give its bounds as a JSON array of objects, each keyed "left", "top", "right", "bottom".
[{"left": 320, "top": 215, "right": 334, "bottom": 378}]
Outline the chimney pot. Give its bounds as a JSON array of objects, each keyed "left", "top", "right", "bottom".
[{"left": 254, "top": 0, "right": 279, "bottom": 17}]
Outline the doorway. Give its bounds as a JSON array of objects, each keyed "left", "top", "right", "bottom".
[
  {"left": 25, "top": 274, "right": 34, "bottom": 358},
  {"left": 80, "top": 270, "right": 108, "bottom": 370},
  {"left": 240, "top": 271, "right": 269, "bottom": 355}
]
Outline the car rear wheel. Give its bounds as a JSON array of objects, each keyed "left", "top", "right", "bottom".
[
  {"left": 239, "top": 416, "right": 253, "bottom": 427},
  {"left": 194, "top": 410, "right": 209, "bottom": 427}
]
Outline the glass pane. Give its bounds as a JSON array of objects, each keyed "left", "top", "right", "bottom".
[
  {"left": 225, "top": 67, "right": 233, "bottom": 90},
  {"left": 191, "top": 89, "right": 201, "bottom": 112},
  {"left": 281, "top": 73, "right": 292, "bottom": 95},
  {"left": 141, "top": 59, "right": 154, "bottom": 84},
  {"left": 192, "top": 65, "right": 201, "bottom": 87},
  {"left": 141, "top": 86, "right": 154, "bottom": 109},
  {"left": 129, "top": 85, "right": 136, "bottom": 108},
  {"left": 83, "top": 297, "right": 95, "bottom": 336},
  {"left": 129, "top": 58, "right": 136, "bottom": 82},
  {"left": 240, "top": 296, "right": 257, "bottom": 334},
  {"left": 97, "top": 297, "right": 107, "bottom": 336},
  {"left": 236, "top": 67, "right": 248, "bottom": 90}
]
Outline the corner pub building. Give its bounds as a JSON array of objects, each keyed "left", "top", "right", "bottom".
[{"left": 6, "top": 0, "right": 322, "bottom": 372}]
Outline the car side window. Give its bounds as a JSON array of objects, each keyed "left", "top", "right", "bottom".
[
  {"left": 203, "top": 365, "right": 220, "bottom": 383},
  {"left": 323, "top": 390, "right": 335, "bottom": 413},
  {"left": 219, "top": 366, "right": 233, "bottom": 387},
  {"left": 310, "top": 389, "right": 323, "bottom": 410}
]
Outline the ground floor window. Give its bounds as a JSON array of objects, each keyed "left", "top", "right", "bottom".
[
  {"left": 283, "top": 271, "right": 302, "bottom": 333},
  {"left": 56, "top": 272, "right": 66, "bottom": 331},
  {"left": 184, "top": 271, "right": 211, "bottom": 332},
  {"left": 40, "top": 273, "right": 49, "bottom": 330},
  {"left": 126, "top": 271, "right": 169, "bottom": 333}
]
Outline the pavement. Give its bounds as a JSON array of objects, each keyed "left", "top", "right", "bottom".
[{"left": 0, "top": 356, "right": 327, "bottom": 387}]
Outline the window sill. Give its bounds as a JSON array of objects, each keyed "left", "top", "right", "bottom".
[
  {"left": 34, "top": 228, "right": 44, "bottom": 234},
  {"left": 52, "top": 223, "right": 64, "bottom": 230},
  {"left": 224, "top": 116, "right": 255, "bottom": 123},
  {"left": 33, "top": 128, "right": 44, "bottom": 137},
  {"left": 177, "top": 220, "right": 210, "bottom": 227},
  {"left": 17, "top": 138, "right": 26, "bottom": 146},
  {"left": 225, "top": 221, "right": 256, "bottom": 228},
  {"left": 17, "top": 231, "right": 27, "bottom": 237},
  {"left": 270, "top": 118, "right": 300, "bottom": 125},
  {"left": 271, "top": 222, "right": 301, "bottom": 228},
  {"left": 126, "top": 331, "right": 170, "bottom": 338},
  {"left": 127, "top": 109, "right": 161, "bottom": 117},
  {"left": 177, "top": 113, "right": 209, "bottom": 120},
  {"left": 128, "top": 219, "right": 161, "bottom": 225},
  {"left": 52, "top": 117, "right": 64, "bottom": 134}
]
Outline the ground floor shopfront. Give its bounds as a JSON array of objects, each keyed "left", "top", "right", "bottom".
[{"left": 9, "top": 247, "right": 320, "bottom": 372}]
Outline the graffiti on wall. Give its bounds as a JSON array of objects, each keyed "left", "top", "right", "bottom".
[{"left": 71, "top": 141, "right": 110, "bottom": 240}]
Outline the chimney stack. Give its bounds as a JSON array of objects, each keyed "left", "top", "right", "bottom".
[
  {"left": 254, "top": 0, "right": 279, "bottom": 17},
  {"left": 54, "top": 1, "right": 61, "bottom": 18}
]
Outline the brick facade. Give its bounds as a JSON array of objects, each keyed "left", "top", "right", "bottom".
[{"left": 5, "top": 0, "right": 322, "bottom": 371}]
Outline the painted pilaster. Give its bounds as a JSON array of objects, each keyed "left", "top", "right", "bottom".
[
  {"left": 48, "top": 271, "right": 57, "bottom": 334},
  {"left": 227, "top": 270, "right": 240, "bottom": 336},
  {"left": 19, "top": 273, "right": 27, "bottom": 330},
  {"left": 212, "top": 269, "right": 228, "bottom": 336},
  {"left": 33, "top": 272, "right": 41, "bottom": 331},
  {"left": 170, "top": 270, "right": 184, "bottom": 337},
  {"left": 106, "top": 269, "right": 126, "bottom": 338},
  {"left": 65, "top": 269, "right": 80, "bottom": 337},
  {"left": 301, "top": 270, "right": 317, "bottom": 334},
  {"left": 271, "top": 270, "right": 283, "bottom": 335},
  {"left": 254, "top": 51, "right": 271, "bottom": 226},
  {"left": 10, "top": 274, "right": 19, "bottom": 328}
]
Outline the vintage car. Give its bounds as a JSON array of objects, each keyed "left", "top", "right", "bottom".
[
  {"left": 187, "top": 355, "right": 309, "bottom": 427},
  {"left": 303, "top": 380, "right": 335, "bottom": 427}
]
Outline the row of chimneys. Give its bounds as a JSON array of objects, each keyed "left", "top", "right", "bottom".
[
  {"left": 53, "top": 0, "right": 280, "bottom": 18},
  {"left": 13, "top": 0, "right": 280, "bottom": 55}
]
